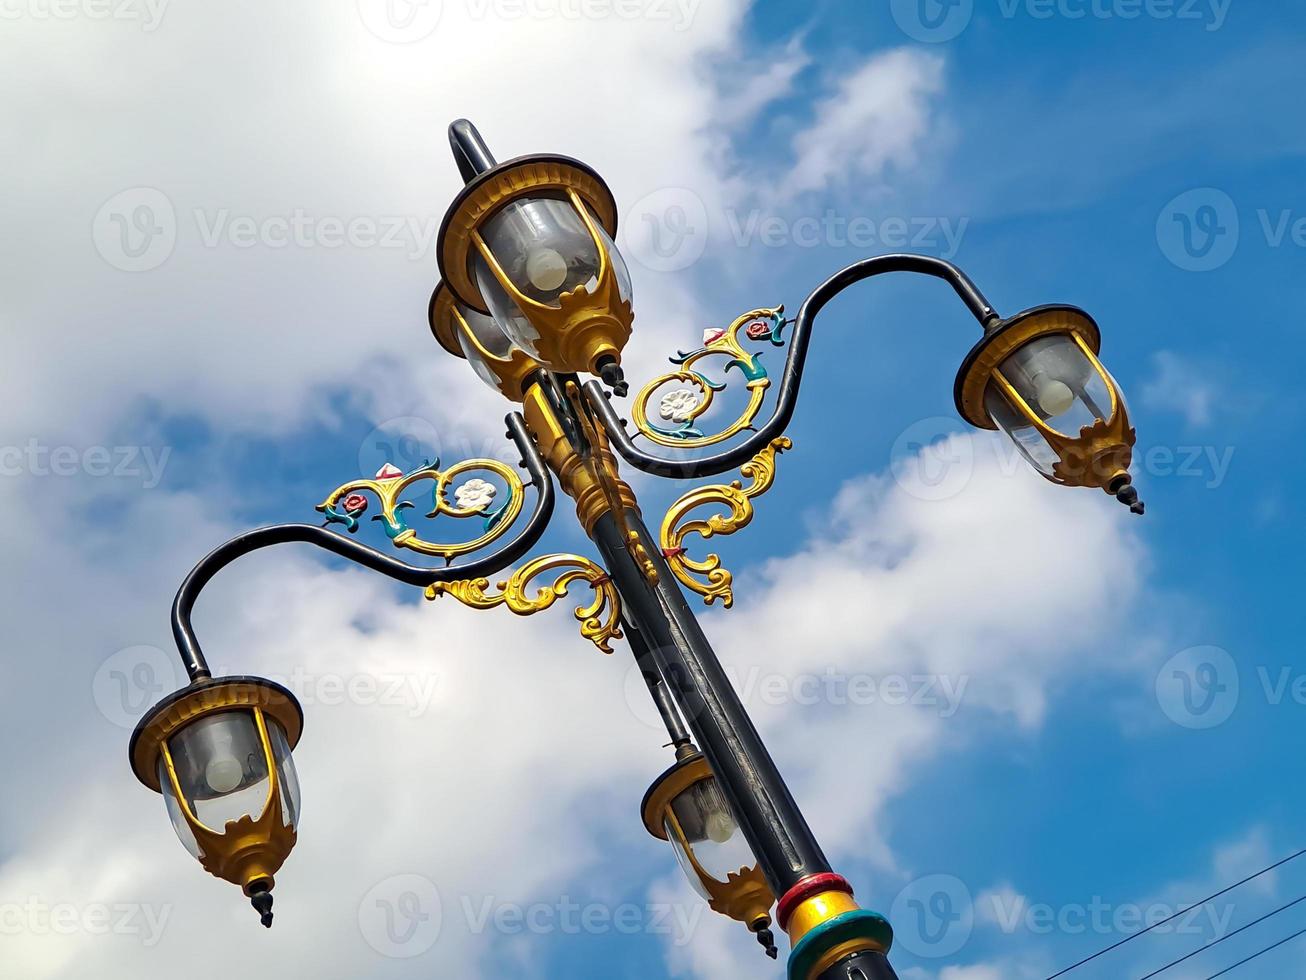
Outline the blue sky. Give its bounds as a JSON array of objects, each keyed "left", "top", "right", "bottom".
[{"left": 2, "top": 1, "right": 1305, "bottom": 978}]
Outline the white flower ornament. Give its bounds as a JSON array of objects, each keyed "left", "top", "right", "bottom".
[
  {"left": 659, "top": 388, "right": 701, "bottom": 423},
  {"left": 453, "top": 478, "right": 497, "bottom": 511}
]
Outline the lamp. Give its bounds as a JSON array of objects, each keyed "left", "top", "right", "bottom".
[
  {"left": 437, "top": 154, "right": 634, "bottom": 394},
  {"left": 955, "top": 305, "right": 1144, "bottom": 513},
  {"left": 130, "top": 676, "right": 303, "bottom": 927},
  {"left": 642, "top": 750, "right": 778, "bottom": 958}
]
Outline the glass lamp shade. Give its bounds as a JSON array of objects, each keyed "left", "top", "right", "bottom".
[
  {"left": 428, "top": 280, "right": 540, "bottom": 400},
  {"left": 456, "top": 301, "right": 517, "bottom": 391},
  {"left": 478, "top": 196, "right": 604, "bottom": 312},
  {"left": 985, "top": 333, "right": 1116, "bottom": 479},
  {"left": 472, "top": 195, "right": 634, "bottom": 372},
  {"left": 665, "top": 777, "right": 757, "bottom": 895}
]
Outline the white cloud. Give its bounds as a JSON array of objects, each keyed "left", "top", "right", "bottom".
[
  {"left": 1141, "top": 351, "right": 1218, "bottom": 428},
  {"left": 779, "top": 48, "right": 948, "bottom": 199},
  {"left": 0, "top": 0, "right": 754, "bottom": 446},
  {"left": 713, "top": 35, "right": 811, "bottom": 127}
]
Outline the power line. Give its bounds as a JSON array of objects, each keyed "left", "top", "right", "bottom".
[
  {"left": 1045, "top": 847, "right": 1306, "bottom": 980},
  {"left": 1203, "top": 926, "right": 1306, "bottom": 979},
  {"left": 1136, "top": 893, "right": 1306, "bottom": 979}
]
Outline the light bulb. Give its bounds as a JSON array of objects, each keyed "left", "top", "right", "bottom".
[
  {"left": 705, "top": 809, "right": 735, "bottom": 844},
  {"left": 205, "top": 756, "right": 244, "bottom": 794},
  {"left": 525, "top": 248, "right": 569, "bottom": 292},
  {"left": 1036, "top": 378, "right": 1075, "bottom": 417}
]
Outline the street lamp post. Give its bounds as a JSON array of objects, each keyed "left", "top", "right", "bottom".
[{"left": 129, "top": 119, "right": 1145, "bottom": 980}]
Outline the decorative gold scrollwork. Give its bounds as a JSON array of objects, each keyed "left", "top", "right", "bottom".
[
  {"left": 424, "top": 554, "right": 623, "bottom": 654},
  {"left": 632, "top": 306, "right": 786, "bottom": 449},
  {"left": 317, "top": 458, "right": 526, "bottom": 561},
  {"left": 660, "top": 437, "right": 791, "bottom": 608}
]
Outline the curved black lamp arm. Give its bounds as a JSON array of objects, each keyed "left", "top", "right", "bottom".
[
  {"left": 584, "top": 253, "right": 1002, "bottom": 479},
  {"left": 172, "top": 412, "right": 556, "bottom": 681}
]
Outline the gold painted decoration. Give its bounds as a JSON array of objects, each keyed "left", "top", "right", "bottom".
[
  {"left": 632, "top": 307, "right": 787, "bottom": 449},
  {"left": 425, "top": 553, "right": 622, "bottom": 654},
  {"left": 317, "top": 457, "right": 526, "bottom": 561},
  {"left": 660, "top": 437, "right": 791, "bottom": 608},
  {"left": 564, "top": 380, "right": 659, "bottom": 585}
]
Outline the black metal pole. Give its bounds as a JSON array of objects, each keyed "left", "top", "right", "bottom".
[
  {"left": 816, "top": 950, "right": 900, "bottom": 979},
  {"left": 591, "top": 510, "right": 831, "bottom": 895},
  {"left": 593, "top": 510, "right": 899, "bottom": 979},
  {"left": 449, "top": 119, "right": 498, "bottom": 182},
  {"left": 624, "top": 615, "right": 694, "bottom": 753}
]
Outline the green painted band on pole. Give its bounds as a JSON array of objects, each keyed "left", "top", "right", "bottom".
[{"left": 787, "top": 909, "right": 894, "bottom": 980}]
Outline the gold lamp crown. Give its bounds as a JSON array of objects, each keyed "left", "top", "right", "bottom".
[
  {"left": 131, "top": 676, "right": 304, "bottom": 928},
  {"left": 955, "top": 304, "right": 1144, "bottom": 514}
]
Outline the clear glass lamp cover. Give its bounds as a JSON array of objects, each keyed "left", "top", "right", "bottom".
[
  {"left": 985, "top": 333, "right": 1115, "bottom": 478},
  {"left": 665, "top": 777, "right": 755, "bottom": 898},
  {"left": 455, "top": 299, "right": 516, "bottom": 390},
  {"left": 158, "top": 709, "right": 301, "bottom": 858},
  {"left": 471, "top": 194, "right": 632, "bottom": 366}
]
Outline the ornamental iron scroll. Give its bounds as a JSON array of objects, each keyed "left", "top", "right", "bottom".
[
  {"left": 659, "top": 437, "right": 791, "bottom": 608},
  {"left": 425, "top": 553, "right": 623, "bottom": 654},
  {"left": 317, "top": 456, "right": 526, "bottom": 562},
  {"left": 631, "top": 307, "right": 787, "bottom": 448}
]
